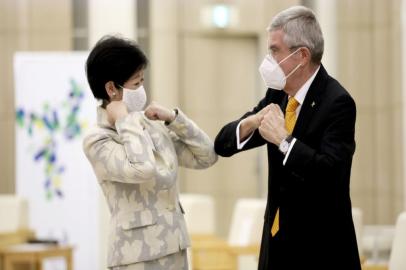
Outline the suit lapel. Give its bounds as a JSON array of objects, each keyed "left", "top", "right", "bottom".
[
  {"left": 280, "top": 94, "right": 289, "bottom": 113},
  {"left": 292, "top": 65, "right": 328, "bottom": 138}
]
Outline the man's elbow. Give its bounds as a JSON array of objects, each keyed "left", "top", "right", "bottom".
[{"left": 214, "top": 140, "right": 234, "bottom": 157}]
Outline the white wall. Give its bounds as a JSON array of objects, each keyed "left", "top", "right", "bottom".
[
  {"left": 88, "top": 0, "right": 136, "bottom": 45},
  {"left": 402, "top": 0, "right": 406, "bottom": 210},
  {"left": 313, "top": 0, "right": 338, "bottom": 77}
]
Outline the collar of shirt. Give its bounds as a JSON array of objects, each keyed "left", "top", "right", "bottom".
[
  {"left": 97, "top": 106, "right": 115, "bottom": 130},
  {"left": 291, "top": 65, "right": 321, "bottom": 115}
]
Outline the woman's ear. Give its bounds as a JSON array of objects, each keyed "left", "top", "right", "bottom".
[{"left": 105, "top": 81, "right": 118, "bottom": 100}]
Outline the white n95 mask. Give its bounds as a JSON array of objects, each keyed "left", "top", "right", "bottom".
[
  {"left": 122, "top": 85, "right": 147, "bottom": 112},
  {"left": 258, "top": 48, "right": 302, "bottom": 90}
]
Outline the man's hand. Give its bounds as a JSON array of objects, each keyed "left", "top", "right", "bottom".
[
  {"left": 106, "top": 101, "right": 129, "bottom": 125},
  {"left": 258, "top": 104, "right": 288, "bottom": 145},
  {"left": 144, "top": 102, "right": 176, "bottom": 123},
  {"left": 239, "top": 105, "right": 271, "bottom": 142}
]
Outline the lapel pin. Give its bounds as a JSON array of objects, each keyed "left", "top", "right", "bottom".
[{"left": 311, "top": 101, "right": 316, "bottom": 107}]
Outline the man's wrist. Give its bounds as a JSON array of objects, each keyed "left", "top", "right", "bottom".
[
  {"left": 240, "top": 116, "right": 257, "bottom": 140},
  {"left": 247, "top": 115, "right": 260, "bottom": 131},
  {"left": 279, "top": 135, "right": 294, "bottom": 154}
]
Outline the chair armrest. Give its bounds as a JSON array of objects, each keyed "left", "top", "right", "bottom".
[
  {"left": 0, "top": 229, "right": 35, "bottom": 248},
  {"left": 362, "top": 265, "right": 388, "bottom": 270},
  {"left": 228, "top": 245, "right": 260, "bottom": 256}
]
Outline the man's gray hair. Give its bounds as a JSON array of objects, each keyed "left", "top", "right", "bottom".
[{"left": 268, "top": 6, "right": 324, "bottom": 64}]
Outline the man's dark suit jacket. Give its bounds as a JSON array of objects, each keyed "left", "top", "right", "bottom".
[{"left": 214, "top": 65, "right": 361, "bottom": 270}]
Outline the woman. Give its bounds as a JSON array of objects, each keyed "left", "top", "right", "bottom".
[{"left": 83, "top": 35, "right": 217, "bottom": 270}]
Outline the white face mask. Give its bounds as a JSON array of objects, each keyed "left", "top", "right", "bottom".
[
  {"left": 258, "top": 48, "right": 302, "bottom": 90},
  {"left": 121, "top": 85, "right": 147, "bottom": 112}
]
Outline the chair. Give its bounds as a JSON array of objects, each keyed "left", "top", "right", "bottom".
[
  {"left": 227, "top": 198, "right": 266, "bottom": 270},
  {"left": 228, "top": 198, "right": 266, "bottom": 246},
  {"left": 362, "top": 225, "right": 395, "bottom": 265},
  {"left": 362, "top": 212, "right": 406, "bottom": 270},
  {"left": 0, "top": 195, "right": 73, "bottom": 270},
  {"left": 187, "top": 197, "right": 265, "bottom": 270},
  {"left": 352, "top": 207, "right": 363, "bottom": 256},
  {"left": 0, "top": 195, "right": 33, "bottom": 248},
  {"left": 0, "top": 195, "right": 29, "bottom": 234},
  {"left": 388, "top": 212, "right": 406, "bottom": 270},
  {"left": 179, "top": 193, "right": 216, "bottom": 235},
  {"left": 179, "top": 193, "right": 216, "bottom": 269}
]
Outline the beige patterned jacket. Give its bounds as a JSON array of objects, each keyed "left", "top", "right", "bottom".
[{"left": 83, "top": 107, "right": 217, "bottom": 267}]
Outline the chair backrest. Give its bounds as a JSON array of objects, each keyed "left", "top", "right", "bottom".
[
  {"left": 179, "top": 193, "right": 215, "bottom": 235},
  {"left": 0, "top": 195, "right": 29, "bottom": 233},
  {"left": 352, "top": 207, "right": 363, "bottom": 256},
  {"left": 388, "top": 212, "right": 406, "bottom": 270},
  {"left": 228, "top": 198, "right": 266, "bottom": 246}
]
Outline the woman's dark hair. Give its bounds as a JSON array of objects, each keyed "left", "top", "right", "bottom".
[{"left": 85, "top": 35, "right": 148, "bottom": 100}]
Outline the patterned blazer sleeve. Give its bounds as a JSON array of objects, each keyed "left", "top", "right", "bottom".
[
  {"left": 83, "top": 112, "right": 156, "bottom": 183},
  {"left": 166, "top": 109, "right": 218, "bottom": 169}
]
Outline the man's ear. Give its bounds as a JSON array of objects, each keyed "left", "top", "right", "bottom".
[
  {"left": 300, "top": 47, "right": 311, "bottom": 66},
  {"left": 105, "top": 81, "right": 117, "bottom": 100}
]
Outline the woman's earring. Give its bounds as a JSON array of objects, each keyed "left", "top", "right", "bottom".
[{"left": 112, "top": 92, "right": 116, "bottom": 96}]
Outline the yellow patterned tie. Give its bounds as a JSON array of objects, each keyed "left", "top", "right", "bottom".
[
  {"left": 285, "top": 97, "right": 300, "bottom": 134},
  {"left": 271, "top": 97, "right": 299, "bottom": 237}
]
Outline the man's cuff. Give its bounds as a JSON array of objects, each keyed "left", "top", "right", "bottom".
[
  {"left": 236, "top": 121, "right": 254, "bottom": 150},
  {"left": 282, "top": 138, "right": 297, "bottom": 165}
]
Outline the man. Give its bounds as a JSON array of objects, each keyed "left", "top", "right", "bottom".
[{"left": 214, "top": 6, "right": 361, "bottom": 270}]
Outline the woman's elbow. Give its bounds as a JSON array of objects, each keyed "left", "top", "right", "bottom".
[
  {"left": 194, "top": 151, "right": 218, "bottom": 169},
  {"left": 205, "top": 152, "right": 218, "bottom": 167}
]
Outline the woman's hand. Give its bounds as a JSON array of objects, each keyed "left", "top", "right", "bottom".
[
  {"left": 239, "top": 105, "right": 271, "bottom": 141},
  {"left": 106, "top": 101, "right": 129, "bottom": 125},
  {"left": 144, "top": 102, "right": 176, "bottom": 123}
]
